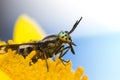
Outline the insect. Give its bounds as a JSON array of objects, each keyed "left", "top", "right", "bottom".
[{"left": 0, "top": 17, "right": 82, "bottom": 71}]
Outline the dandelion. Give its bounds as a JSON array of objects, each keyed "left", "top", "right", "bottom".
[{"left": 0, "top": 40, "right": 88, "bottom": 80}]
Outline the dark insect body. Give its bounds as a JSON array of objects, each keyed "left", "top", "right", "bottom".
[{"left": 0, "top": 17, "right": 82, "bottom": 71}]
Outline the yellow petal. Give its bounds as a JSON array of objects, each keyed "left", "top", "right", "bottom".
[
  {"left": 81, "top": 75, "right": 88, "bottom": 80},
  {"left": 13, "top": 14, "right": 46, "bottom": 43},
  {"left": 0, "top": 70, "right": 12, "bottom": 80},
  {"left": 8, "top": 40, "right": 15, "bottom": 44},
  {"left": 0, "top": 47, "right": 88, "bottom": 80}
]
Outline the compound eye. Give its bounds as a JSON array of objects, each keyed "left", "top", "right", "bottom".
[
  {"left": 69, "top": 37, "right": 71, "bottom": 40},
  {"left": 65, "top": 34, "right": 67, "bottom": 36},
  {"left": 61, "top": 36, "right": 64, "bottom": 38},
  {"left": 62, "top": 32, "right": 64, "bottom": 34},
  {"left": 65, "top": 38, "right": 67, "bottom": 40},
  {"left": 65, "top": 31, "right": 68, "bottom": 33}
]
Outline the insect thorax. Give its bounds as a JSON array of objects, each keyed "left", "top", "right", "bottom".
[{"left": 40, "top": 34, "right": 63, "bottom": 58}]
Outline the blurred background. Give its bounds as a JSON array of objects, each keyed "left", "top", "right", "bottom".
[{"left": 0, "top": 0, "right": 120, "bottom": 80}]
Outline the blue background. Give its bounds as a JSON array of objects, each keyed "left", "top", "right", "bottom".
[{"left": 0, "top": 0, "right": 120, "bottom": 80}]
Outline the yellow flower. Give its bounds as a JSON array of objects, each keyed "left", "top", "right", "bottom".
[
  {"left": 0, "top": 14, "right": 88, "bottom": 80},
  {"left": 0, "top": 40, "right": 88, "bottom": 80}
]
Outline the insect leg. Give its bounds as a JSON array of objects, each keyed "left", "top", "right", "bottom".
[
  {"left": 51, "top": 45, "right": 64, "bottom": 61},
  {"left": 29, "top": 51, "right": 40, "bottom": 65},
  {"left": 43, "top": 51, "right": 49, "bottom": 72},
  {"left": 59, "top": 46, "right": 71, "bottom": 64},
  {"left": 54, "top": 45, "right": 64, "bottom": 55},
  {"left": 29, "top": 49, "right": 49, "bottom": 72},
  {"left": 59, "top": 46, "right": 70, "bottom": 58}
]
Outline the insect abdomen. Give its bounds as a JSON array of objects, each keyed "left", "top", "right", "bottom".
[{"left": 17, "top": 45, "right": 34, "bottom": 58}]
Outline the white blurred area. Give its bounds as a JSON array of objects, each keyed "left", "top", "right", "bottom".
[
  {"left": 45, "top": 0, "right": 120, "bottom": 36},
  {"left": 76, "top": 0, "right": 120, "bottom": 35},
  {"left": 27, "top": 0, "right": 120, "bottom": 36},
  {"left": 1, "top": 0, "right": 120, "bottom": 37}
]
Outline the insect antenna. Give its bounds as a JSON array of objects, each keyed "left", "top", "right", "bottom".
[{"left": 68, "top": 17, "right": 83, "bottom": 34}]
